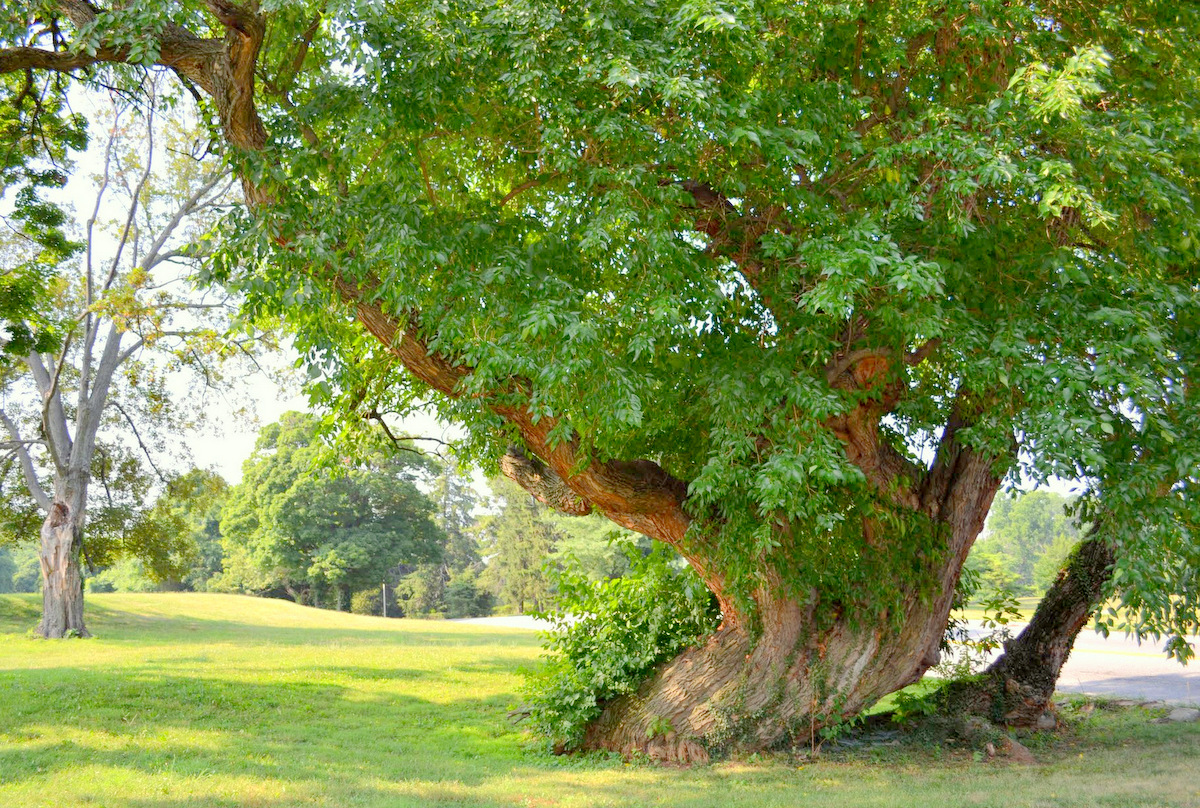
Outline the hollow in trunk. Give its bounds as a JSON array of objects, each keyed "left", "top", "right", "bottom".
[{"left": 37, "top": 501, "right": 90, "bottom": 639}]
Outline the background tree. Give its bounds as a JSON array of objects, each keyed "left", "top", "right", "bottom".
[
  {"left": 966, "top": 491, "right": 1084, "bottom": 596},
  {"left": 149, "top": 467, "right": 229, "bottom": 592},
  {"left": 479, "top": 478, "right": 561, "bottom": 615},
  {"left": 549, "top": 512, "right": 651, "bottom": 582},
  {"left": 0, "top": 548, "right": 16, "bottom": 593},
  {"left": 217, "top": 412, "right": 444, "bottom": 610},
  {"left": 0, "top": 543, "right": 41, "bottom": 593},
  {"left": 0, "top": 86, "right": 246, "bottom": 637},
  {"left": 2, "top": 0, "right": 1197, "bottom": 759},
  {"left": 396, "top": 462, "right": 486, "bottom": 616}
]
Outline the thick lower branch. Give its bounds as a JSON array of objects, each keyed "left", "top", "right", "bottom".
[
  {"left": 500, "top": 445, "right": 593, "bottom": 516},
  {"left": 949, "top": 531, "right": 1114, "bottom": 725}
]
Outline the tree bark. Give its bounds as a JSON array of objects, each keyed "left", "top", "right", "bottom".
[
  {"left": 37, "top": 498, "right": 90, "bottom": 638},
  {"left": 583, "top": 441, "right": 1001, "bottom": 761},
  {"left": 948, "top": 532, "right": 1114, "bottom": 725}
]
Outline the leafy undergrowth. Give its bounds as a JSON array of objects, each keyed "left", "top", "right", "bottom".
[{"left": 1, "top": 592, "right": 1198, "bottom": 808}]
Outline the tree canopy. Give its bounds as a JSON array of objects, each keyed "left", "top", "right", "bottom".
[
  {"left": 2, "top": 0, "right": 1197, "bottom": 757},
  {"left": 217, "top": 411, "right": 443, "bottom": 608}
]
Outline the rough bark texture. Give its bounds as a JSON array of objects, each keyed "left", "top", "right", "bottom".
[
  {"left": 37, "top": 499, "right": 90, "bottom": 638},
  {"left": 499, "top": 446, "right": 593, "bottom": 516},
  {"left": 582, "top": 443, "right": 1000, "bottom": 761},
  {"left": 949, "top": 532, "right": 1115, "bottom": 725}
]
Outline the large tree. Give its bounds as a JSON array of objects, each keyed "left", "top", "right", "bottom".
[
  {"left": 217, "top": 411, "right": 444, "bottom": 609},
  {"left": 0, "top": 85, "right": 247, "bottom": 637},
  {"left": 2, "top": 0, "right": 1197, "bottom": 758}
]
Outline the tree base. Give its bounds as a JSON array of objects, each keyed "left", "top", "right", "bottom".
[
  {"left": 580, "top": 592, "right": 950, "bottom": 762},
  {"left": 945, "top": 534, "right": 1114, "bottom": 726}
]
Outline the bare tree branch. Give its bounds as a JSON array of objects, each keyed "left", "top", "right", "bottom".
[
  {"left": 109, "top": 400, "right": 169, "bottom": 484},
  {"left": 139, "top": 170, "right": 228, "bottom": 273},
  {"left": 100, "top": 91, "right": 157, "bottom": 296},
  {"left": 0, "top": 407, "right": 51, "bottom": 511},
  {"left": 82, "top": 97, "right": 123, "bottom": 413},
  {"left": 24, "top": 351, "right": 72, "bottom": 472},
  {"left": 362, "top": 408, "right": 429, "bottom": 457}
]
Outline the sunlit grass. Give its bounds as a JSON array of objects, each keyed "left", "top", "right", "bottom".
[
  {"left": 955, "top": 596, "right": 1041, "bottom": 623},
  {"left": 1, "top": 592, "right": 1198, "bottom": 807}
]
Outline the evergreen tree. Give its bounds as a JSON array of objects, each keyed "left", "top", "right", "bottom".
[{"left": 481, "top": 479, "right": 561, "bottom": 614}]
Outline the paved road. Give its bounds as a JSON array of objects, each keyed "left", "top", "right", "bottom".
[
  {"left": 1050, "top": 627, "right": 1199, "bottom": 704},
  {"left": 455, "top": 615, "right": 1200, "bottom": 704},
  {"left": 944, "top": 621, "right": 1200, "bottom": 704}
]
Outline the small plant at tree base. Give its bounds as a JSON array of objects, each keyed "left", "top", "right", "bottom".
[
  {"left": 646, "top": 715, "right": 674, "bottom": 741},
  {"left": 807, "top": 693, "right": 865, "bottom": 759},
  {"left": 522, "top": 541, "right": 719, "bottom": 751},
  {"left": 938, "top": 567, "right": 1025, "bottom": 680},
  {"left": 890, "top": 688, "right": 943, "bottom": 727}
]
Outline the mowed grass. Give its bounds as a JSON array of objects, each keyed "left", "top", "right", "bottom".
[
  {"left": 956, "top": 597, "right": 1041, "bottom": 623},
  {"left": 1, "top": 594, "right": 1198, "bottom": 808}
]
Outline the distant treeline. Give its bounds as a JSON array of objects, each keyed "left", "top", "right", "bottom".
[
  {"left": 0, "top": 412, "right": 647, "bottom": 617},
  {"left": 965, "top": 490, "right": 1085, "bottom": 596}
]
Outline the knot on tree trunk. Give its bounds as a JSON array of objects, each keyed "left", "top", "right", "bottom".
[
  {"left": 500, "top": 445, "right": 593, "bottom": 516},
  {"left": 48, "top": 501, "right": 70, "bottom": 528}
]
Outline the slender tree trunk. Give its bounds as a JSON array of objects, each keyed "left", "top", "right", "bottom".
[
  {"left": 948, "top": 532, "right": 1114, "bottom": 725},
  {"left": 36, "top": 497, "right": 90, "bottom": 639}
]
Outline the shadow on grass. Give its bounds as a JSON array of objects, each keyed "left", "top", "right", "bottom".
[
  {"left": 0, "top": 663, "right": 530, "bottom": 796},
  {"left": 0, "top": 595, "right": 42, "bottom": 632}
]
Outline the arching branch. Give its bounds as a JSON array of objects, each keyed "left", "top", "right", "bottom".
[{"left": 331, "top": 276, "right": 694, "bottom": 546}]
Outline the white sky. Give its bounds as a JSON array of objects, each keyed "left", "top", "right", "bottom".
[
  {"left": 183, "top": 366, "right": 463, "bottom": 484},
  {"left": 30, "top": 86, "right": 464, "bottom": 486}
]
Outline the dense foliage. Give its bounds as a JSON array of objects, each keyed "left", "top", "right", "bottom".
[
  {"left": 217, "top": 412, "right": 444, "bottom": 608},
  {"left": 0, "top": 71, "right": 85, "bottom": 363},
  {"left": 199, "top": 0, "right": 1199, "bottom": 641},
  {"left": 968, "top": 491, "right": 1085, "bottom": 596},
  {"left": 525, "top": 542, "right": 720, "bottom": 750}
]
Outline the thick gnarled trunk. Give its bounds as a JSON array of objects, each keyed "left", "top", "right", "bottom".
[
  {"left": 37, "top": 499, "right": 90, "bottom": 639},
  {"left": 583, "top": 596, "right": 939, "bottom": 761},
  {"left": 582, "top": 444, "right": 1001, "bottom": 761}
]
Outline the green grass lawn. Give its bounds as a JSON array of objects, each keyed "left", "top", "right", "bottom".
[
  {"left": 955, "top": 597, "right": 1041, "bottom": 623},
  {"left": 1, "top": 593, "right": 1198, "bottom": 808}
]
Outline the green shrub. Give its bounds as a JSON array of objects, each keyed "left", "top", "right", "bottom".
[
  {"left": 350, "top": 587, "right": 398, "bottom": 616},
  {"left": 85, "top": 558, "right": 158, "bottom": 593},
  {"left": 523, "top": 541, "right": 719, "bottom": 751}
]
